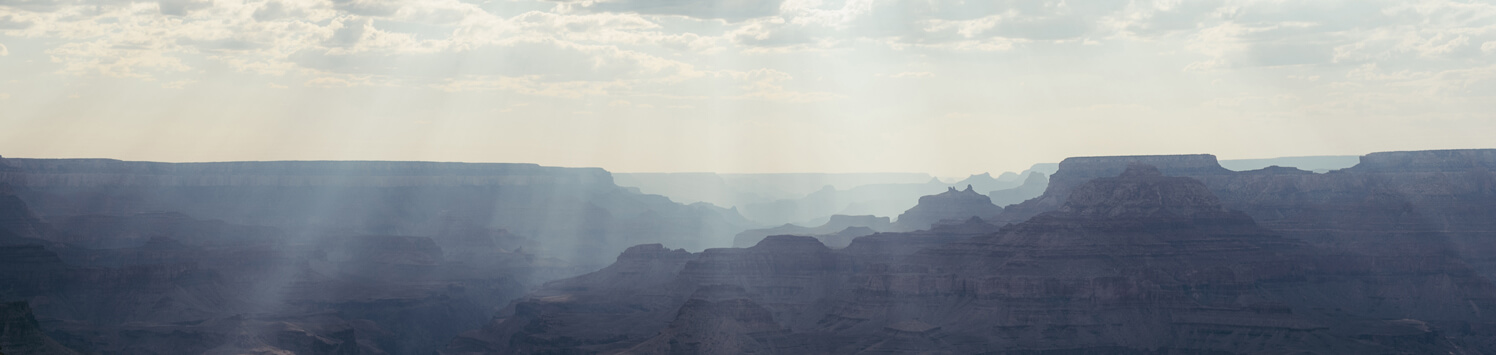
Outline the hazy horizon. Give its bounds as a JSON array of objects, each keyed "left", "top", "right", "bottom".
[
  {"left": 4, "top": 0, "right": 1495, "bottom": 176},
  {"left": 2, "top": 152, "right": 1367, "bottom": 176}
]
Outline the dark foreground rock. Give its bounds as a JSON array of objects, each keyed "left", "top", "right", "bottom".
[
  {"left": 0, "top": 302, "right": 79, "bottom": 355},
  {"left": 0, "top": 159, "right": 759, "bottom": 354},
  {"left": 445, "top": 163, "right": 1496, "bottom": 354}
]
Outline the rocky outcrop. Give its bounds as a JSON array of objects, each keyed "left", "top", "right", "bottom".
[
  {"left": 949, "top": 172, "right": 1024, "bottom": 193},
  {"left": 995, "top": 150, "right": 1496, "bottom": 282},
  {"left": 996, "top": 154, "right": 1232, "bottom": 223},
  {"left": 733, "top": 215, "right": 892, "bottom": 247},
  {"left": 891, "top": 185, "right": 1003, "bottom": 231},
  {"left": 0, "top": 302, "right": 79, "bottom": 355},
  {"left": 447, "top": 163, "right": 1496, "bottom": 354}
]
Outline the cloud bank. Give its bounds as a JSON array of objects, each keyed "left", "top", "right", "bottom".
[{"left": 2, "top": 0, "right": 1494, "bottom": 174}]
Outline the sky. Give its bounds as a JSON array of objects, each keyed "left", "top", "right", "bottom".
[{"left": 1, "top": 0, "right": 1494, "bottom": 176}]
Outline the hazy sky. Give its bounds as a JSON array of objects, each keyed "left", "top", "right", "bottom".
[{"left": 2, "top": 0, "right": 1494, "bottom": 175}]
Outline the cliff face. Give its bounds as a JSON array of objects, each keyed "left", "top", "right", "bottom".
[
  {"left": 0, "top": 302, "right": 79, "bottom": 355},
  {"left": 0, "top": 187, "right": 45, "bottom": 244},
  {"left": 446, "top": 163, "right": 1496, "bottom": 354},
  {"left": 0, "top": 160, "right": 673, "bottom": 354},
  {"left": 997, "top": 154, "right": 1232, "bottom": 223},
  {"left": 985, "top": 150, "right": 1496, "bottom": 286},
  {"left": 0, "top": 158, "right": 755, "bottom": 263},
  {"left": 891, "top": 185, "right": 1003, "bottom": 231}
]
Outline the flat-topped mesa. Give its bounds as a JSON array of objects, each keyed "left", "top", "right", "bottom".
[
  {"left": 749, "top": 235, "right": 832, "bottom": 253},
  {"left": 733, "top": 215, "right": 892, "bottom": 248},
  {"left": 892, "top": 185, "right": 1003, "bottom": 231},
  {"left": 1057, "top": 164, "right": 1230, "bottom": 219},
  {"left": 1048, "top": 154, "right": 1231, "bottom": 197},
  {"left": 957, "top": 164, "right": 1275, "bottom": 253},
  {"left": 1349, "top": 149, "right": 1496, "bottom": 173},
  {"left": 997, "top": 154, "right": 1231, "bottom": 223},
  {"left": 615, "top": 243, "right": 694, "bottom": 261},
  {"left": 1057, "top": 154, "right": 1231, "bottom": 176}
]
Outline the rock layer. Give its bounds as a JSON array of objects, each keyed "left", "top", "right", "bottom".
[{"left": 446, "top": 162, "right": 1496, "bottom": 354}]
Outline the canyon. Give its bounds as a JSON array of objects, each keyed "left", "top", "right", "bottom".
[
  {"left": 4, "top": 149, "right": 1496, "bottom": 354},
  {"left": 446, "top": 150, "right": 1496, "bottom": 354}
]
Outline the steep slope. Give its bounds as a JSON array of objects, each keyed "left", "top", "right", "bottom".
[
  {"left": 0, "top": 165, "right": 568, "bottom": 354},
  {"left": 449, "top": 164, "right": 1496, "bottom": 354},
  {"left": 0, "top": 159, "right": 758, "bottom": 264},
  {"left": 996, "top": 150, "right": 1496, "bottom": 281},
  {"left": 996, "top": 154, "right": 1233, "bottom": 224},
  {"left": 0, "top": 184, "right": 45, "bottom": 245},
  {"left": 0, "top": 302, "right": 79, "bottom": 355}
]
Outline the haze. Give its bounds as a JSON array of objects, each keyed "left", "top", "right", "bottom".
[{"left": 2, "top": 0, "right": 1495, "bottom": 175}]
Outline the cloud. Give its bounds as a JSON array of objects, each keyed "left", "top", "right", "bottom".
[
  {"left": 5, "top": 0, "right": 1496, "bottom": 114},
  {"left": 886, "top": 71, "right": 932, "bottom": 78},
  {"left": 0, "top": 14, "right": 34, "bottom": 29},
  {"left": 157, "top": 0, "right": 211, "bottom": 16},
  {"left": 0, "top": 42, "right": 7, "bottom": 56},
  {"left": 291, "top": 38, "right": 692, "bottom": 82},
  {"left": 570, "top": 0, "right": 786, "bottom": 22}
]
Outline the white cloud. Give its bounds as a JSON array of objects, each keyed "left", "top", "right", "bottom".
[
  {"left": 887, "top": 71, "right": 933, "bottom": 78},
  {"left": 3, "top": 0, "right": 1496, "bottom": 166},
  {"left": 0, "top": 42, "right": 7, "bottom": 56},
  {"left": 566, "top": 0, "right": 786, "bottom": 22}
]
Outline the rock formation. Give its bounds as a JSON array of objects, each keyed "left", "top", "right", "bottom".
[
  {"left": 445, "top": 163, "right": 1496, "bottom": 354},
  {"left": 995, "top": 149, "right": 1496, "bottom": 282},
  {"left": 996, "top": 154, "right": 1233, "bottom": 223},
  {"left": 0, "top": 158, "right": 751, "bottom": 354},
  {"left": 732, "top": 214, "right": 892, "bottom": 247},
  {"left": 0, "top": 158, "right": 756, "bottom": 263},
  {"left": 948, "top": 172, "right": 1024, "bottom": 193},
  {"left": 890, "top": 185, "right": 1003, "bottom": 231},
  {"left": 0, "top": 302, "right": 79, "bottom": 355}
]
